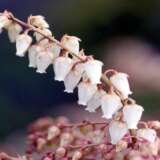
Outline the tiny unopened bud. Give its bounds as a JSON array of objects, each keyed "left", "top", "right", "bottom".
[
  {"left": 99, "top": 144, "right": 107, "bottom": 152},
  {"left": 148, "top": 121, "right": 160, "bottom": 130},
  {"left": 16, "top": 34, "right": 32, "bottom": 57},
  {"left": 137, "top": 128, "right": 157, "bottom": 143},
  {"left": 60, "top": 133, "right": 74, "bottom": 147},
  {"left": 55, "top": 147, "right": 66, "bottom": 158},
  {"left": 47, "top": 126, "right": 60, "bottom": 141},
  {"left": 37, "top": 138, "right": 46, "bottom": 151},
  {"left": 116, "top": 140, "right": 128, "bottom": 152},
  {"left": 72, "top": 151, "right": 82, "bottom": 160}
]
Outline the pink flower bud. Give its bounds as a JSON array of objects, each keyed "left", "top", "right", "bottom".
[
  {"left": 60, "top": 133, "right": 74, "bottom": 147},
  {"left": 148, "top": 121, "right": 160, "bottom": 130},
  {"left": 55, "top": 147, "right": 66, "bottom": 158},
  {"left": 78, "top": 81, "right": 97, "bottom": 106},
  {"left": 72, "top": 151, "right": 82, "bottom": 160},
  {"left": 123, "top": 104, "right": 144, "bottom": 129},
  {"left": 84, "top": 59, "right": 103, "bottom": 84},
  {"left": 137, "top": 128, "right": 157, "bottom": 143},
  {"left": 109, "top": 120, "right": 128, "bottom": 144},
  {"left": 101, "top": 93, "right": 122, "bottom": 119},
  {"left": 110, "top": 72, "right": 132, "bottom": 99},
  {"left": 54, "top": 56, "right": 73, "bottom": 81},
  {"left": 16, "top": 34, "right": 32, "bottom": 57},
  {"left": 116, "top": 140, "right": 128, "bottom": 152},
  {"left": 36, "top": 138, "right": 46, "bottom": 151},
  {"left": 47, "top": 126, "right": 60, "bottom": 141}
]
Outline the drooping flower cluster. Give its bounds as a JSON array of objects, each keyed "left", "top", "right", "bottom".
[{"left": 0, "top": 10, "right": 160, "bottom": 160}]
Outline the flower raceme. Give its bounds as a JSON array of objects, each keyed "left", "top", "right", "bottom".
[{"left": 0, "top": 11, "right": 155, "bottom": 147}]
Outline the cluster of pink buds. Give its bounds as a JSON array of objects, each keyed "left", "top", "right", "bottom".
[{"left": 0, "top": 10, "right": 160, "bottom": 160}]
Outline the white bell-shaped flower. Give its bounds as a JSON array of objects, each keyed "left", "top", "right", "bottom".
[
  {"left": 86, "top": 89, "right": 106, "bottom": 112},
  {"left": 84, "top": 59, "right": 103, "bottom": 84},
  {"left": 61, "top": 35, "right": 81, "bottom": 55},
  {"left": 101, "top": 93, "right": 122, "bottom": 119},
  {"left": 16, "top": 34, "right": 32, "bottom": 57},
  {"left": 110, "top": 72, "right": 132, "bottom": 99},
  {"left": 78, "top": 81, "right": 97, "bottom": 106},
  {"left": 123, "top": 104, "right": 144, "bottom": 129},
  {"left": 28, "top": 45, "right": 42, "bottom": 68},
  {"left": 64, "top": 63, "right": 84, "bottom": 93},
  {"left": 36, "top": 51, "right": 54, "bottom": 73},
  {"left": 46, "top": 43, "right": 61, "bottom": 58},
  {"left": 109, "top": 120, "right": 128, "bottom": 144},
  {"left": 0, "top": 14, "right": 11, "bottom": 29},
  {"left": 34, "top": 28, "right": 52, "bottom": 42},
  {"left": 137, "top": 128, "right": 157, "bottom": 143},
  {"left": 54, "top": 56, "right": 73, "bottom": 81},
  {"left": 7, "top": 23, "right": 22, "bottom": 43},
  {"left": 29, "top": 15, "right": 49, "bottom": 29}
]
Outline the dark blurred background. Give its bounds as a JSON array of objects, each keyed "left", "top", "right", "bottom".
[{"left": 0, "top": 0, "right": 160, "bottom": 153}]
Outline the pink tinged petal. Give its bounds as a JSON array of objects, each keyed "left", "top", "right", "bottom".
[
  {"left": 7, "top": 23, "right": 22, "bottom": 43},
  {"left": 84, "top": 59, "right": 103, "bottom": 84},
  {"left": 61, "top": 35, "right": 80, "bottom": 55},
  {"left": 123, "top": 104, "right": 144, "bottom": 129},
  {"left": 78, "top": 81, "right": 97, "bottom": 106},
  {"left": 86, "top": 89, "right": 106, "bottom": 112},
  {"left": 64, "top": 63, "right": 84, "bottom": 93},
  {"left": 101, "top": 93, "right": 122, "bottom": 119},
  {"left": 28, "top": 45, "right": 42, "bottom": 68},
  {"left": 16, "top": 34, "right": 32, "bottom": 57},
  {"left": 110, "top": 72, "right": 132, "bottom": 99},
  {"left": 109, "top": 120, "right": 128, "bottom": 144},
  {"left": 137, "top": 128, "right": 157, "bottom": 143},
  {"left": 53, "top": 57, "right": 73, "bottom": 81},
  {"left": 36, "top": 51, "right": 54, "bottom": 73}
]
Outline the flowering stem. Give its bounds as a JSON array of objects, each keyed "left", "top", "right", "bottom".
[
  {"left": 8, "top": 12, "right": 84, "bottom": 61},
  {"left": 59, "top": 121, "right": 109, "bottom": 128},
  {"left": 8, "top": 11, "right": 133, "bottom": 108}
]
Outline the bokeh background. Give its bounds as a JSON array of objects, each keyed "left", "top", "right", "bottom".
[{"left": 0, "top": 0, "right": 160, "bottom": 154}]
